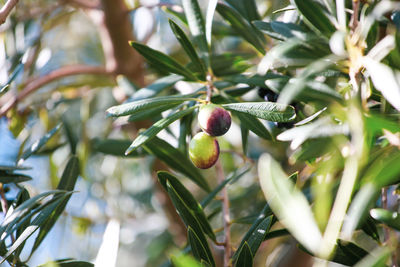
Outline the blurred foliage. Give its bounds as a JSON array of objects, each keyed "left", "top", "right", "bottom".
[{"left": 1, "top": 0, "right": 400, "bottom": 266}]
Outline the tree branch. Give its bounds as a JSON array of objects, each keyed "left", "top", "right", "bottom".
[
  {"left": 0, "top": 0, "right": 18, "bottom": 24},
  {"left": 0, "top": 64, "right": 110, "bottom": 116},
  {"left": 216, "top": 160, "right": 231, "bottom": 267}
]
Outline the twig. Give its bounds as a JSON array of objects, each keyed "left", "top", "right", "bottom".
[
  {"left": 0, "top": 183, "right": 14, "bottom": 244},
  {"left": 0, "top": 183, "right": 9, "bottom": 216},
  {"left": 206, "top": 73, "right": 213, "bottom": 102},
  {"left": 382, "top": 187, "right": 390, "bottom": 242},
  {"left": 350, "top": 0, "right": 359, "bottom": 31},
  {"left": 0, "top": 65, "right": 110, "bottom": 116},
  {"left": 0, "top": 0, "right": 18, "bottom": 25},
  {"left": 216, "top": 160, "right": 231, "bottom": 267}
]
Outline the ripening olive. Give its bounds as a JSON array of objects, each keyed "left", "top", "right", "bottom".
[
  {"left": 189, "top": 132, "right": 220, "bottom": 169},
  {"left": 198, "top": 104, "right": 231, "bottom": 137}
]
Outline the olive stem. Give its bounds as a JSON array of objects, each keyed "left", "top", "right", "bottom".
[
  {"left": 215, "top": 160, "right": 231, "bottom": 267},
  {"left": 206, "top": 73, "right": 214, "bottom": 103}
]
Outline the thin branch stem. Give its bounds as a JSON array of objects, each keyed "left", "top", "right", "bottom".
[
  {"left": 0, "top": 183, "right": 14, "bottom": 243},
  {"left": 0, "top": 0, "right": 18, "bottom": 25},
  {"left": 215, "top": 160, "right": 231, "bottom": 267},
  {"left": 0, "top": 65, "right": 110, "bottom": 116},
  {"left": 382, "top": 187, "right": 390, "bottom": 242},
  {"left": 206, "top": 73, "right": 213, "bottom": 103},
  {"left": 350, "top": 0, "right": 359, "bottom": 31}
]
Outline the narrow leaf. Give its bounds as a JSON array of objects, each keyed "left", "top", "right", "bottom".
[
  {"left": 354, "top": 247, "right": 391, "bottom": 267},
  {"left": 216, "top": 2, "right": 265, "bottom": 54},
  {"left": 125, "top": 106, "right": 196, "bottom": 155},
  {"left": 130, "top": 74, "right": 183, "bottom": 101},
  {"left": 106, "top": 94, "right": 196, "bottom": 117},
  {"left": 144, "top": 137, "right": 209, "bottom": 191},
  {"left": 182, "top": 0, "right": 209, "bottom": 58},
  {"left": 188, "top": 227, "right": 215, "bottom": 266},
  {"left": 293, "top": 0, "right": 336, "bottom": 36},
  {"left": 234, "top": 112, "right": 272, "bottom": 140},
  {"left": 0, "top": 173, "right": 32, "bottom": 184},
  {"left": 91, "top": 139, "right": 147, "bottom": 158},
  {"left": 1, "top": 195, "right": 69, "bottom": 264},
  {"left": 200, "top": 165, "right": 251, "bottom": 207},
  {"left": 206, "top": 0, "right": 218, "bottom": 46},
  {"left": 363, "top": 57, "right": 400, "bottom": 111},
  {"left": 223, "top": 102, "right": 296, "bottom": 122},
  {"left": 258, "top": 153, "right": 322, "bottom": 254},
  {"left": 235, "top": 242, "right": 253, "bottom": 267},
  {"left": 370, "top": 208, "right": 400, "bottom": 231},
  {"left": 129, "top": 41, "right": 198, "bottom": 81},
  {"left": 158, "top": 171, "right": 215, "bottom": 241},
  {"left": 30, "top": 156, "right": 80, "bottom": 254},
  {"left": 169, "top": 19, "right": 206, "bottom": 78}
]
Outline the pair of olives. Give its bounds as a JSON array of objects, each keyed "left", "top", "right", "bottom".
[{"left": 189, "top": 104, "right": 231, "bottom": 169}]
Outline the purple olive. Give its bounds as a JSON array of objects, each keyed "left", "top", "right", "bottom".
[
  {"left": 189, "top": 132, "right": 220, "bottom": 169},
  {"left": 198, "top": 104, "right": 231, "bottom": 136}
]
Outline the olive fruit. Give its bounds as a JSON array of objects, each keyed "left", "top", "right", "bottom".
[
  {"left": 189, "top": 132, "right": 220, "bottom": 169},
  {"left": 198, "top": 104, "right": 231, "bottom": 136}
]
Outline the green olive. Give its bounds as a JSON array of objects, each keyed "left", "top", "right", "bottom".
[{"left": 189, "top": 132, "right": 220, "bottom": 169}]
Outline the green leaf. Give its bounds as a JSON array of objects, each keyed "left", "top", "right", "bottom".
[
  {"left": 131, "top": 74, "right": 183, "bottom": 101},
  {"left": 19, "top": 124, "right": 62, "bottom": 164},
  {"left": 335, "top": 240, "right": 369, "bottom": 266},
  {"left": 293, "top": 0, "right": 336, "bottom": 37},
  {"left": 169, "top": 19, "right": 206, "bottom": 78},
  {"left": 265, "top": 75, "right": 342, "bottom": 103},
  {"left": 234, "top": 112, "right": 273, "bottom": 140},
  {"left": 354, "top": 247, "right": 391, "bottom": 267},
  {"left": 210, "top": 52, "right": 253, "bottom": 77},
  {"left": 158, "top": 171, "right": 215, "bottom": 241},
  {"left": 223, "top": 102, "right": 296, "bottom": 122},
  {"left": 277, "top": 118, "right": 349, "bottom": 150},
  {"left": 0, "top": 62, "right": 23, "bottom": 96},
  {"left": 91, "top": 138, "right": 147, "bottom": 157},
  {"left": 143, "top": 136, "right": 210, "bottom": 192},
  {"left": 128, "top": 103, "right": 180, "bottom": 122},
  {"left": 240, "top": 126, "right": 249, "bottom": 155},
  {"left": 235, "top": 242, "right": 253, "bottom": 267},
  {"left": 225, "top": 0, "right": 260, "bottom": 22},
  {"left": 253, "top": 20, "right": 307, "bottom": 41},
  {"left": 360, "top": 215, "right": 380, "bottom": 242},
  {"left": 206, "top": 0, "right": 218, "bottom": 46},
  {"left": 30, "top": 156, "right": 80, "bottom": 254},
  {"left": 181, "top": 0, "right": 209, "bottom": 59},
  {"left": 238, "top": 216, "right": 272, "bottom": 258},
  {"left": 0, "top": 190, "right": 65, "bottom": 235},
  {"left": 200, "top": 165, "right": 251, "bottom": 207},
  {"left": 38, "top": 260, "right": 94, "bottom": 267},
  {"left": 125, "top": 106, "right": 196, "bottom": 155},
  {"left": 363, "top": 57, "right": 400, "bottom": 111},
  {"left": 370, "top": 208, "right": 400, "bottom": 231},
  {"left": 188, "top": 227, "right": 214, "bottom": 266},
  {"left": 106, "top": 94, "right": 196, "bottom": 117},
  {"left": 0, "top": 172, "right": 32, "bottom": 184},
  {"left": 257, "top": 38, "right": 313, "bottom": 74},
  {"left": 342, "top": 183, "right": 379, "bottom": 240},
  {"left": 216, "top": 2, "right": 265, "bottom": 54},
  {"left": 258, "top": 153, "right": 322, "bottom": 254},
  {"left": 0, "top": 195, "right": 70, "bottom": 264},
  {"left": 129, "top": 42, "right": 198, "bottom": 81},
  {"left": 234, "top": 205, "right": 272, "bottom": 259},
  {"left": 62, "top": 114, "right": 78, "bottom": 155},
  {"left": 264, "top": 229, "right": 289, "bottom": 241}
]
